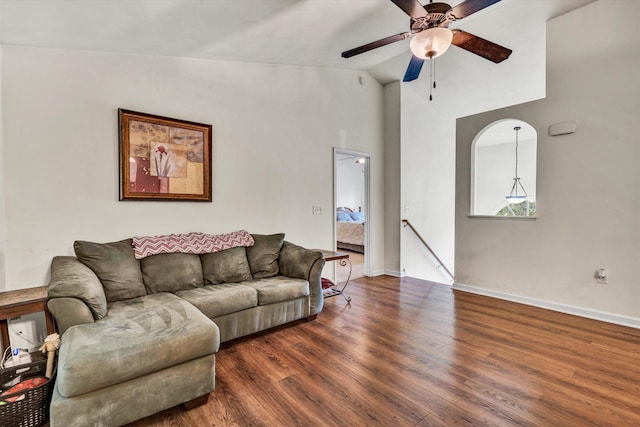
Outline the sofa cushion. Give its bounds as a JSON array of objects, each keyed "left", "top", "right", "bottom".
[
  {"left": 246, "top": 233, "right": 284, "bottom": 279},
  {"left": 74, "top": 239, "right": 146, "bottom": 302},
  {"left": 175, "top": 283, "right": 258, "bottom": 318},
  {"left": 245, "top": 276, "right": 309, "bottom": 305},
  {"left": 201, "top": 247, "right": 252, "bottom": 285},
  {"left": 140, "top": 253, "right": 204, "bottom": 293},
  {"left": 56, "top": 293, "right": 219, "bottom": 398}
]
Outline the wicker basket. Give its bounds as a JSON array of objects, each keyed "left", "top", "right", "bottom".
[{"left": 0, "top": 355, "right": 55, "bottom": 427}]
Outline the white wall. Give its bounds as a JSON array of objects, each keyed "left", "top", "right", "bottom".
[
  {"left": 396, "top": 0, "right": 552, "bottom": 284},
  {"left": 383, "top": 81, "right": 401, "bottom": 276},
  {"left": 0, "top": 49, "right": 5, "bottom": 290},
  {"left": 0, "top": 46, "right": 385, "bottom": 290},
  {"left": 455, "top": 0, "right": 640, "bottom": 321},
  {"left": 400, "top": 87, "right": 456, "bottom": 283},
  {"left": 336, "top": 158, "right": 365, "bottom": 211}
]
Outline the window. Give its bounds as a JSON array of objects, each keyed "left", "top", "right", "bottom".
[{"left": 496, "top": 200, "right": 536, "bottom": 217}]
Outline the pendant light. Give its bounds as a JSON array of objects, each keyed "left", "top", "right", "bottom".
[{"left": 505, "top": 126, "right": 527, "bottom": 204}]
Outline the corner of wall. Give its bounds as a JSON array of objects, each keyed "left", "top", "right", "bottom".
[
  {"left": 0, "top": 47, "right": 6, "bottom": 291},
  {"left": 455, "top": 0, "right": 640, "bottom": 320},
  {"left": 383, "top": 81, "right": 402, "bottom": 274}
]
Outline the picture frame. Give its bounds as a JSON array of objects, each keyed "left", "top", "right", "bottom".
[{"left": 118, "top": 109, "right": 212, "bottom": 202}]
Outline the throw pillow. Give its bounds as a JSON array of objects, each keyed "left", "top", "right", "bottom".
[
  {"left": 74, "top": 239, "right": 146, "bottom": 303},
  {"left": 140, "top": 253, "right": 204, "bottom": 293},
  {"left": 246, "top": 233, "right": 284, "bottom": 279},
  {"left": 201, "top": 246, "right": 252, "bottom": 285}
]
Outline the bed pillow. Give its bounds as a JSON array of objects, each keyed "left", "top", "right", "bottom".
[
  {"left": 247, "top": 233, "right": 285, "bottom": 279},
  {"left": 349, "top": 212, "right": 365, "bottom": 222},
  {"left": 336, "top": 212, "right": 352, "bottom": 222},
  {"left": 74, "top": 239, "right": 147, "bottom": 303}
]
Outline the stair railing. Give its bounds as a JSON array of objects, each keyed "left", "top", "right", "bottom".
[{"left": 402, "top": 219, "right": 454, "bottom": 281}]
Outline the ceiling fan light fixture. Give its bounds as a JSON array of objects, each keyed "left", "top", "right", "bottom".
[{"left": 409, "top": 27, "right": 453, "bottom": 59}]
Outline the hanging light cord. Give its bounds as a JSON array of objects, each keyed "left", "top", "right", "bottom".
[
  {"left": 509, "top": 126, "right": 527, "bottom": 198},
  {"left": 514, "top": 126, "right": 520, "bottom": 179}
]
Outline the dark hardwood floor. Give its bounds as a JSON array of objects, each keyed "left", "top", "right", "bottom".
[{"left": 128, "top": 276, "right": 640, "bottom": 426}]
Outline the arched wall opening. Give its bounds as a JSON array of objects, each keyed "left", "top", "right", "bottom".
[{"left": 471, "top": 119, "right": 537, "bottom": 217}]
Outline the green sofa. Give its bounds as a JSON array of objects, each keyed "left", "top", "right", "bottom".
[{"left": 46, "top": 233, "right": 325, "bottom": 427}]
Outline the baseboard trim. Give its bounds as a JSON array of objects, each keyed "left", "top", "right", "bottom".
[
  {"left": 453, "top": 282, "right": 640, "bottom": 330},
  {"left": 383, "top": 269, "right": 403, "bottom": 278},
  {"left": 355, "top": 270, "right": 392, "bottom": 278}
]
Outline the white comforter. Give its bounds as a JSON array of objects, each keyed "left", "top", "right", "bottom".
[{"left": 337, "top": 221, "right": 364, "bottom": 246}]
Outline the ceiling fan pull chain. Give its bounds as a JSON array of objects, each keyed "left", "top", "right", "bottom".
[
  {"left": 433, "top": 58, "right": 437, "bottom": 89},
  {"left": 429, "top": 57, "right": 436, "bottom": 101}
]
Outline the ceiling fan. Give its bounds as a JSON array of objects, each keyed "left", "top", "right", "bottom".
[{"left": 342, "top": 0, "right": 512, "bottom": 84}]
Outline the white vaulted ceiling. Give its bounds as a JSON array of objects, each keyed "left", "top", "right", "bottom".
[{"left": 0, "top": 0, "right": 596, "bottom": 85}]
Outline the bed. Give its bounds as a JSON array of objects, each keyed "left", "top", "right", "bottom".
[{"left": 336, "top": 207, "right": 365, "bottom": 253}]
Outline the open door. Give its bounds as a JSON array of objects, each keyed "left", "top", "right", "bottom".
[{"left": 334, "top": 148, "right": 370, "bottom": 282}]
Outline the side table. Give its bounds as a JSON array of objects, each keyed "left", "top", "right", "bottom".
[
  {"left": 317, "top": 250, "right": 352, "bottom": 303},
  {"left": 0, "top": 286, "right": 55, "bottom": 351}
]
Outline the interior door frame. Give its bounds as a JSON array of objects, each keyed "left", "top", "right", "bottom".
[{"left": 333, "top": 147, "right": 371, "bottom": 277}]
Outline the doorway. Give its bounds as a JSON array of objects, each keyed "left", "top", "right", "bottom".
[{"left": 334, "top": 148, "right": 370, "bottom": 282}]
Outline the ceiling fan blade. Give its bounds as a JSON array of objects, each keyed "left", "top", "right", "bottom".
[
  {"left": 342, "top": 32, "right": 411, "bottom": 58},
  {"left": 450, "top": 0, "right": 501, "bottom": 19},
  {"left": 451, "top": 29, "right": 512, "bottom": 63},
  {"left": 402, "top": 55, "right": 425, "bottom": 82},
  {"left": 390, "top": 0, "right": 427, "bottom": 18}
]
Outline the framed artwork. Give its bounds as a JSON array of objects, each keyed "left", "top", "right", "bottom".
[{"left": 118, "top": 109, "right": 212, "bottom": 202}]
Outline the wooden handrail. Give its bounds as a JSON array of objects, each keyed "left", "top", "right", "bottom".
[{"left": 402, "top": 219, "right": 454, "bottom": 281}]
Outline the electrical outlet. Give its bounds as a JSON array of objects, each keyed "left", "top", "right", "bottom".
[{"left": 312, "top": 206, "right": 322, "bottom": 215}]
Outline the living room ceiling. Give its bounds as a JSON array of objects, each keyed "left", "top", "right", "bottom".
[{"left": 0, "top": 0, "right": 596, "bottom": 85}]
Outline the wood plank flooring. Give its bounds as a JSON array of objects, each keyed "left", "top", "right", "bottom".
[
  {"left": 335, "top": 250, "right": 364, "bottom": 283},
  {"left": 128, "top": 276, "right": 640, "bottom": 426}
]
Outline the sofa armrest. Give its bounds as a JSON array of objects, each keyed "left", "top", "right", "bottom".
[
  {"left": 48, "top": 256, "right": 108, "bottom": 328},
  {"left": 279, "top": 241, "right": 325, "bottom": 316},
  {"left": 47, "top": 297, "right": 95, "bottom": 335}
]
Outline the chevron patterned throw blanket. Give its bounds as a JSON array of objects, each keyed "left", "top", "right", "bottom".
[{"left": 133, "top": 230, "right": 255, "bottom": 259}]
